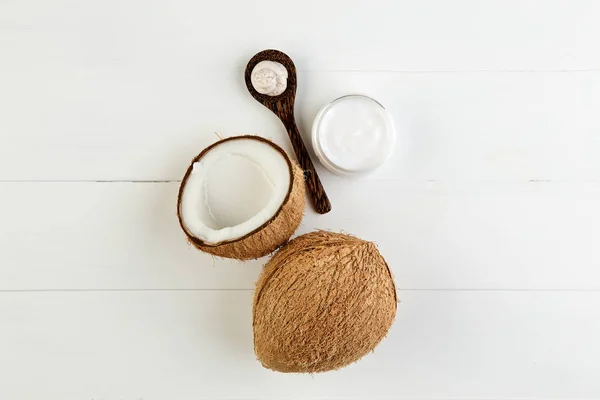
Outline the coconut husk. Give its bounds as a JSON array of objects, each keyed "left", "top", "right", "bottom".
[
  {"left": 177, "top": 135, "right": 305, "bottom": 260},
  {"left": 253, "top": 231, "right": 397, "bottom": 372}
]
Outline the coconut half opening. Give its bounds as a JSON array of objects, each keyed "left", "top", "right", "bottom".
[{"left": 179, "top": 137, "right": 292, "bottom": 245}]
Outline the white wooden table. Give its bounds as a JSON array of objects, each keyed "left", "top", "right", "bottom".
[{"left": 2, "top": 1, "right": 600, "bottom": 399}]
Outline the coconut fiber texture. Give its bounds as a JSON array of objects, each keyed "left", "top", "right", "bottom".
[
  {"left": 177, "top": 136, "right": 306, "bottom": 260},
  {"left": 253, "top": 231, "right": 397, "bottom": 373}
]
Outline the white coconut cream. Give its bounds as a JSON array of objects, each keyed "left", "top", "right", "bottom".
[
  {"left": 251, "top": 61, "right": 288, "bottom": 96},
  {"left": 179, "top": 138, "right": 291, "bottom": 245},
  {"left": 312, "top": 95, "right": 395, "bottom": 176}
]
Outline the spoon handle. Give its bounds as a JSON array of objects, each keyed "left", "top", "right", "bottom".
[{"left": 283, "top": 119, "right": 332, "bottom": 214}]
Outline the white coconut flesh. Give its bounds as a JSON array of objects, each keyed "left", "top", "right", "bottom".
[{"left": 179, "top": 139, "right": 292, "bottom": 245}]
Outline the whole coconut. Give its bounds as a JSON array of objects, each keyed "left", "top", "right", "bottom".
[{"left": 253, "top": 231, "right": 397, "bottom": 373}]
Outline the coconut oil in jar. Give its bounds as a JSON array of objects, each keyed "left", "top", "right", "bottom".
[{"left": 311, "top": 95, "right": 395, "bottom": 177}]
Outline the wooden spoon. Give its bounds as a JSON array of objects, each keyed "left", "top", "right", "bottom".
[{"left": 245, "top": 49, "right": 332, "bottom": 214}]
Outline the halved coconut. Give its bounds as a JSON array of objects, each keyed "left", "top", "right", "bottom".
[{"left": 177, "top": 135, "right": 305, "bottom": 260}]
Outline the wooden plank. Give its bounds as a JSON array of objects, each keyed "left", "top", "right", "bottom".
[
  {"left": 2, "top": 68, "right": 600, "bottom": 181},
  {"left": 1, "top": 290, "right": 599, "bottom": 399},
  {"left": 2, "top": 3, "right": 599, "bottom": 399},
  {"left": 2, "top": 0, "right": 599, "bottom": 73},
  {"left": 2, "top": 181, "right": 600, "bottom": 290}
]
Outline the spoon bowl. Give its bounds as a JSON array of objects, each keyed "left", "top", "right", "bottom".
[{"left": 245, "top": 50, "right": 297, "bottom": 109}]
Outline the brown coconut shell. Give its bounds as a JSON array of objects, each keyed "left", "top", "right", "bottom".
[
  {"left": 177, "top": 135, "right": 305, "bottom": 260},
  {"left": 253, "top": 231, "right": 397, "bottom": 373}
]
